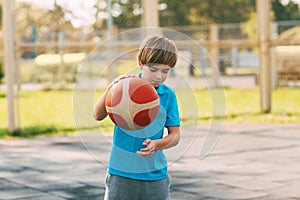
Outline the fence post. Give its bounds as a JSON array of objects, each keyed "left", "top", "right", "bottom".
[
  {"left": 3, "top": 0, "right": 18, "bottom": 132},
  {"left": 231, "top": 46, "right": 238, "bottom": 75},
  {"left": 141, "top": 0, "right": 159, "bottom": 36},
  {"left": 107, "top": 0, "right": 115, "bottom": 82},
  {"left": 200, "top": 48, "right": 207, "bottom": 76},
  {"left": 256, "top": 0, "right": 272, "bottom": 113},
  {"left": 209, "top": 24, "right": 220, "bottom": 87}
]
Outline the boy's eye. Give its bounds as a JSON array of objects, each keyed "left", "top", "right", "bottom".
[
  {"left": 149, "top": 67, "right": 158, "bottom": 72},
  {"left": 148, "top": 66, "right": 170, "bottom": 73}
]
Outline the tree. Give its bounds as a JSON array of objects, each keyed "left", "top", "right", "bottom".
[
  {"left": 0, "top": 2, "right": 3, "bottom": 82},
  {"left": 0, "top": 3, "right": 2, "bottom": 30},
  {"left": 199, "top": 0, "right": 256, "bottom": 24},
  {"left": 160, "top": 0, "right": 192, "bottom": 27},
  {"left": 272, "top": 0, "right": 300, "bottom": 21},
  {"left": 0, "top": 56, "right": 3, "bottom": 83},
  {"left": 104, "top": 0, "right": 257, "bottom": 29},
  {"left": 241, "top": 10, "right": 275, "bottom": 44},
  {"left": 15, "top": 2, "right": 78, "bottom": 53},
  {"left": 283, "top": 1, "right": 300, "bottom": 20},
  {"left": 111, "top": 0, "right": 141, "bottom": 29},
  {"left": 272, "top": 0, "right": 289, "bottom": 20},
  {"left": 159, "top": 0, "right": 256, "bottom": 26}
]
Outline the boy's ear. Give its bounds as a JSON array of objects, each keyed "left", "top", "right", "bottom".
[{"left": 138, "top": 59, "right": 142, "bottom": 67}]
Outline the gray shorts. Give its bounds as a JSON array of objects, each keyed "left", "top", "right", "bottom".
[{"left": 104, "top": 174, "right": 171, "bottom": 200}]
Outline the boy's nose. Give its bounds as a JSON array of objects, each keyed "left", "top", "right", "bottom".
[{"left": 155, "top": 71, "right": 162, "bottom": 79}]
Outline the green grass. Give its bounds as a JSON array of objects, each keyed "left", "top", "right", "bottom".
[
  {"left": 224, "top": 87, "right": 300, "bottom": 122},
  {"left": 176, "top": 87, "right": 300, "bottom": 124},
  {"left": 0, "top": 87, "right": 299, "bottom": 138},
  {"left": 0, "top": 91, "right": 78, "bottom": 138}
]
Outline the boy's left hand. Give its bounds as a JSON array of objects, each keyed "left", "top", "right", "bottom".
[{"left": 137, "top": 139, "right": 156, "bottom": 157}]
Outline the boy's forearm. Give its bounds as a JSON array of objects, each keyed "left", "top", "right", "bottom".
[
  {"left": 93, "top": 90, "right": 109, "bottom": 121},
  {"left": 137, "top": 127, "right": 180, "bottom": 156},
  {"left": 155, "top": 127, "right": 180, "bottom": 150},
  {"left": 94, "top": 74, "right": 135, "bottom": 121}
]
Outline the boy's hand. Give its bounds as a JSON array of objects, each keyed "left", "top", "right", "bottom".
[
  {"left": 108, "top": 74, "right": 135, "bottom": 88},
  {"left": 137, "top": 139, "right": 156, "bottom": 157}
]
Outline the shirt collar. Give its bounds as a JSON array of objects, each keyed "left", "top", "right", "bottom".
[
  {"left": 138, "top": 73, "right": 165, "bottom": 95},
  {"left": 155, "top": 84, "right": 165, "bottom": 95}
]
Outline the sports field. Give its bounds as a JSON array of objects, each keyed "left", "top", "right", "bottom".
[{"left": 0, "top": 87, "right": 299, "bottom": 138}]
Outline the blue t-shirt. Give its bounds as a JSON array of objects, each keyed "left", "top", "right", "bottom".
[{"left": 107, "top": 83, "right": 180, "bottom": 180}]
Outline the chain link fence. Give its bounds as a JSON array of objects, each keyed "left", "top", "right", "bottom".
[
  {"left": 9, "top": 0, "right": 300, "bottom": 89},
  {"left": 2, "top": 0, "right": 300, "bottom": 134}
]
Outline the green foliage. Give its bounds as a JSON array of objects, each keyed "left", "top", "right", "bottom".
[
  {"left": 14, "top": 0, "right": 300, "bottom": 36},
  {"left": 272, "top": 0, "right": 300, "bottom": 21},
  {"left": 11, "top": 126, "right": 55, "bottom": 138},
  {"left": 241, "top": 10, "right": 275, "bottom": 43},
  {"left": 111, "top": 0, "right": 141, "bottom": 29},
  {"left": 0, "top": 61, "right": 3, "bottom": 84},
  {"left": 0, "top": 52, "right": 3, "bottom": 83},
  {"left": 15, "top": 2, "right": 76, "bottom": 40},
  {"left": 205, "top": 0, "right": 256, "bottom": 24},
  {"left": 160, "top": 0, "right": 192, "bottom": 27},
  {"left": 160, "top": 0, "right": 256, "bottom": 27},
  {"left": 89, "top": 0, "right": 258, "bottom": 29},
  {"left": 0, "top": 6, "right": 2, "bottom": 27},
  {"left": 32, "top": 53, "right": 86, "bottom": 90}
]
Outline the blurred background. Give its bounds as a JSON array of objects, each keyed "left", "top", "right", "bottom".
[
  {"left": 1, "top": 0, "right": 300, "bottom": 136},
  {"left": 1, "top": 0, "right": 300, "bottom": 86}
]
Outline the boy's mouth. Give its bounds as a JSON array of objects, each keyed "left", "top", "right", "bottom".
[{"left": 152, "top": 81, "right": 161, "bottom": 86}]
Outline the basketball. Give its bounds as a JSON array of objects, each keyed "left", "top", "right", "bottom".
[{"left": 105, "top": 77, "right": 160, "bottom": 130}]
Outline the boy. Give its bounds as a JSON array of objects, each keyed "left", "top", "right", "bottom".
[{"left": 94, "top": 35, "right": 180, "bottom": 200}]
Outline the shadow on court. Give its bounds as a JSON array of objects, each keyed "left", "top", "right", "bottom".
[{"left": 0, "top": 123, "right": 299, "bottom": 199}]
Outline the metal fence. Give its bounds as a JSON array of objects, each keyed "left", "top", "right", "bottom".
[
  {"left": 17, "top": 20, "right": 300, "bottom": 47},
  {"left": 3, "top": 0, "right": 300, "bottom": 133},
  {"left": 6, "top": 0, "right": 300, "bottom": 88}
]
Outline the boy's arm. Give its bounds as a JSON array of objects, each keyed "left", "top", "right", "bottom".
[
  {"left": 137, "top": 126, "right": 180, "bottom": 157},
  {"left": 94, "top": 74, "right": 135, "bottom": 121},
  {"left": 93, "top": 89, "right": 109, "bottom": 121}
]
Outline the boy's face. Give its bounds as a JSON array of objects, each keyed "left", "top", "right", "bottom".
[{"left": 140, "top": 64, "right": 171, "bottom": 88}]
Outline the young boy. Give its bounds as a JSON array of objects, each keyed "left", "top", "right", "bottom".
[{"left": 94, "top": 35, "right": 180, "bottom": 200}]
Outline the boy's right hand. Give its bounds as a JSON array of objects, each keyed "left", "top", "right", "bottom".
[
  {"left": 94, "top": 74, "right": 134, "bottom": 121},
  {"left": 107, "top": 74, "right": 135, "bottom": 90}
]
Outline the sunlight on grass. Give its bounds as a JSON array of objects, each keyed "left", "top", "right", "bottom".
[{"left": 0, "top": 87, "right": 299, "bottom": 138}]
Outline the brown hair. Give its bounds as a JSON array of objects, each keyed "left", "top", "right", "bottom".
[{"left": 138, "top": 36, "right": 178, "bottom": 68}]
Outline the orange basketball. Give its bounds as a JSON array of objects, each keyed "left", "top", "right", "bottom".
[{"left": 105, "top": 77, "right": 160, "bottom": 130}]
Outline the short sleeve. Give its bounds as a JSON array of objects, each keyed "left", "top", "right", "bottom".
[{"left": 165, "top": 92, "right": 180, "bottom": 127}]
